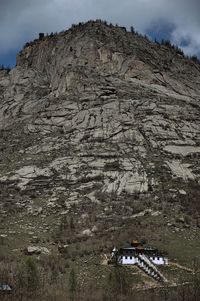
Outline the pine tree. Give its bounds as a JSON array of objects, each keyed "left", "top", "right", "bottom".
[
  {"left": 25, "top": 257, "right": 40, "bottom": 292},
  {"left": 69, "top": 268, "right": 77, "bottom": 301}
]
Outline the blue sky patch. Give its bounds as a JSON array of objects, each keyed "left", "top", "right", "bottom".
[
  {"left": 0, "top": 50, "right": 17, "bottom": 68},
  {"left": 146, "top": 19, "right": 176, "bottom": 42}
]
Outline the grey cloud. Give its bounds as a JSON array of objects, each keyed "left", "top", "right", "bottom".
[{"left": 0, "top": 0, "right": 200, "bottom": 56}]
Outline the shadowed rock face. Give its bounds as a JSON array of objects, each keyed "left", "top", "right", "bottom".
[{"left": 0, "top": 21, "right": 200, "bottom": 245}]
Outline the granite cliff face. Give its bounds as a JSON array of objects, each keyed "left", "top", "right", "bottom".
[{"left": 0, "top": 21, "right": 200, "bottom": 250}]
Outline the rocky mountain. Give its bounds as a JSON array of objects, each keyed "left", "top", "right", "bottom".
[{"left": 0, "top": 20, "right": 200, "bottom": 256}]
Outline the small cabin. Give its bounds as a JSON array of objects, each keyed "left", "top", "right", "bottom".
[
  {"left": 112, "top": 240, "right": 168, "bottom": 266},
  {"left": 0, "top": 283, "right": 12, "bottom": 294}
]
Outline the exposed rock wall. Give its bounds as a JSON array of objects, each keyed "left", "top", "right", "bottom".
[{"left": 0, "top": 21, "right": 200, "bottom": 243}]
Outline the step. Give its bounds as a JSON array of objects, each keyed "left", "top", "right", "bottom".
[{"left": 136, "top": 255, "right": 168, "bottom": 283}]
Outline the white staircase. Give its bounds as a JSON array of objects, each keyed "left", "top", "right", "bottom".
[{"left": 136, "top": 254, "right": 168, "bottom": 283}]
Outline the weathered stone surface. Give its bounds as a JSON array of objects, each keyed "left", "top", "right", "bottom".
[
  {"left": 81, "top": 229, "right": 93, "bottom": 237},
  {"left": 0, "top": 21, "right": 200, "bottom": 247},
  {"left": 24, "top": 246, "right": 50, "bottom": 255}
]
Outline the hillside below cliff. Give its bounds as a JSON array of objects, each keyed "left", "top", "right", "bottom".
[{"left": 0, "top": 21, "right": 200, "bottom": 269}]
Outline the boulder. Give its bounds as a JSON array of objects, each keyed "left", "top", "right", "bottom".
[
  {"left": 24, "top": 246, "right": 50, "bottom": 255},
  {"left": 179, "top": 189, "right": 187, "bottom": 195},
  {"left": 176, "top": 217, "right": 185, "bottom": 223},
  {"left": 81, "top": 229, "right": 93, "bottom": 237},
  {"left": 58, "top": 244, "right": 69, "bottom": 253}
]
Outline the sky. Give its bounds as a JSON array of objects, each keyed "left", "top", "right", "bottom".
[{"left": 0, "top": 0, "right": 200, "bottom": 67}]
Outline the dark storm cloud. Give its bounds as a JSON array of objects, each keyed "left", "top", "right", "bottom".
[{"left": 0, "top": 0, "right": 200, "bottom": 57}]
